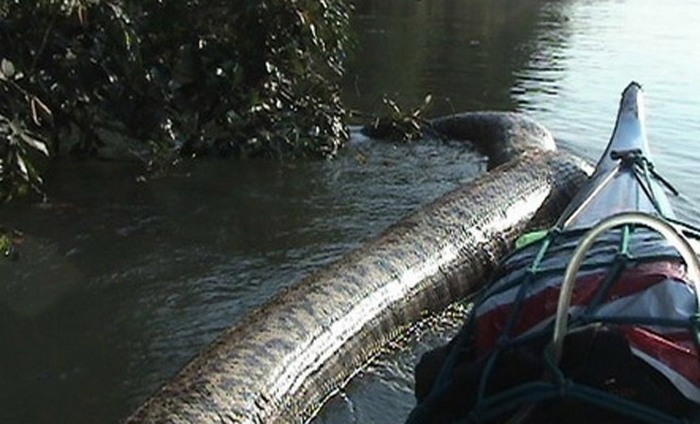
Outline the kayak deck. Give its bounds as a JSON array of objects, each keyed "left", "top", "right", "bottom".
[
  {"left": 407, "top": 82, "right": 700, "bottom": 423},
  {"left": 558, "top": 82, "right": 674, "bottom": 230}
]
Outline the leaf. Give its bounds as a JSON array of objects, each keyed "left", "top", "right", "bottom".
[
  {"left": 30, "top": 96, "right": 54, "bottom": 125},
  {"left": 19, "top": 132, "right": 50, "bottom": 156},
  {"left": 16, "top": 154, "right": 28, "bottom": 179},
  {"left": 382, "top": 97, "right": 401, "bottom": 116},
  {"left": 78, "top": 5, "right": 88, "bottom": 27},
  {"left": 0, "top": 58, "right": 14, "bottom": 79},
  {"left": 0, "top": 234, "right": 10, "bottom": 254}
]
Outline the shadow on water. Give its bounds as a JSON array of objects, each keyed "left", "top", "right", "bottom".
[
  {"left": 0, "top": 1, "right": 567, "bottom": 423},
  {"left": 8, "top": 0, "right": 700, "bottom": 422},
  {"left": 0, "top": 137, "right": 483, "bottom": 423},
  {"left": 313, "top": 1, "right": 575, "bottom": 421},
  {"left": 323, "top": 0, "right": 700, "bottom": 421},
  {"left": 343, "top": 0, "right": 570, "bottom": 116}
]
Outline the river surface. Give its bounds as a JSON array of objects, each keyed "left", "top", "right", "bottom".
[{"left": 1, "top": 0, "right": 700, "bottom": 423}]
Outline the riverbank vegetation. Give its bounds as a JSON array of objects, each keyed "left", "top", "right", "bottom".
[
  {"left": 360, "top": 94, "right": 434, "bottom": 141},
  {"left": 0, "top": 0, "right": 352, "bottom": 203}
]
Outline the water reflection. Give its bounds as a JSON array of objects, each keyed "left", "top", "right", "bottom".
[
  {"left": 324, "top": 0, "right": 700, "bottom": 422},
  {"left": 344, "top": 0, "right": 549, "bottom": 116},
  {"left": 511, "top": 2, "right": 574, "bottom": 109},
  {"left": 513, "top": 0, "right": 700, "bottom": 226},
  {"left": 3, "top": 0, "right": 700, "bottom": 422},
  {"left": 0, "top": 138, "right": 481, "bottom": 423}
]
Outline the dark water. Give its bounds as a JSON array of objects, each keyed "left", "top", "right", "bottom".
[{"left": 1, "top": 0, "right": 699, "bottom": 423}]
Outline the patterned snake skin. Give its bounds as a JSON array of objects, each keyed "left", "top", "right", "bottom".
[{"left": 126, "top": 113, "right": 592, "bottom": 423}]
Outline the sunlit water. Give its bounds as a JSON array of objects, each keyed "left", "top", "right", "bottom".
[
  {"left": 511, "top": 0, "right": 700, "bottom": 226},
  {"left": 323, "top": 0, "right": 700, "bottom": 421},
  {"left": 1, "top": 0, "right": 699, "bottom": 423}
]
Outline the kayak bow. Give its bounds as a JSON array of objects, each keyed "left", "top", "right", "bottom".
[{"left": 410, "top": 82, "right": 700, "bottom": 424}]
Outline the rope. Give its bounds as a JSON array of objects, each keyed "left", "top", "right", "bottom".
[
  {"left": 612, "top": 148, "right": 680, "bottom": 213},
  {"left": 406, "top": 151, "right": 699, "bottom": 423},
  {"left": 552, "top": 212, "right": 700, "bottom": 361}
]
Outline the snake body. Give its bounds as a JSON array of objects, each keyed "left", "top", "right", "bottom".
[{"left": 126, "top": 113, "right": 591, "bottom": 423}]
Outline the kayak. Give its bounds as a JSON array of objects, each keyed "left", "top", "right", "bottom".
[{"left": 408, "top": 82, "right": 700, "bottom": 423}]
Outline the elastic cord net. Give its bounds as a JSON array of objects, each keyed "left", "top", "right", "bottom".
[{"left": 406, "top": 153, "right": 700, "bottom": 424}]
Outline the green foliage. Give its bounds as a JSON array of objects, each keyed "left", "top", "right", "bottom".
[
  {"left": 361, "top": 94, "right": 434, "bottom": 141},
  {"left": 0, "top": 0, "right": 352, "bottom": 201},
  {"left": 0, "top": 113, "right": 49, "bottom": 202},
  {"left": 0, "top": 233, "right": 10, "bottom": 257},
  {"left": 0, "top": 226, "right": 20, "bottom": 261}
]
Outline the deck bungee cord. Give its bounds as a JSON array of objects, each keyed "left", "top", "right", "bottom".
[{"left": 407, "top": 127, "right": 700, "bottom": 423}]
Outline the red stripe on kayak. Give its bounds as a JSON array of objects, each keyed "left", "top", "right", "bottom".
[
  {"left": 475, "top": 261, "right": 688, "bottom": 355},
  {"left": 624, "top": 326, "right": 700, "bottom": 387}
]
